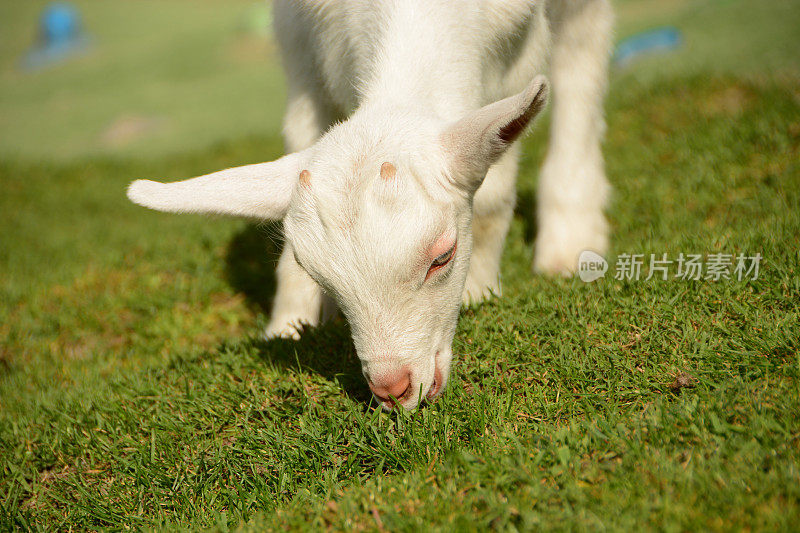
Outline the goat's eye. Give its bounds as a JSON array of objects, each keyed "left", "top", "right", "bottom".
[{"left": 426, "top": 243, "right": 456, "bottom": 279}]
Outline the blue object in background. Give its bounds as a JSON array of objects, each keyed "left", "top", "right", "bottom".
[
  {"left": 614, "top": 27, "right": 682, "bottom": 68},
  {"left": 21, "top": 2, "right": 91, "bottom": 71}
]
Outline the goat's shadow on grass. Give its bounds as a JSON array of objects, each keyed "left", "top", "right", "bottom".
[
  {"left": 253, "top": 321, "right": 372, "bottom": 404},
  {"left": 224, "top": 223, "right": 370, "bottom": 403},
  {"left": 224, "top": 223, "right": 281, "bottom": 312},
  {"left": 515, "top": 187, "right": 538, "bottom": 244}
]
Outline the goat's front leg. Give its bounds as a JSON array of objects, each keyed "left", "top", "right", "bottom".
[
  {"left": 264, "top": 243, "right": 328, "bottom": 340},
  {"left": 534, "top": 0, "right": 613, "bottom": 274},
  {"left": 463, "top": 145, "right": 519, "bottom": 304},
  {"left": 265, "top": 88, "right": 335, "bottom": 339}
]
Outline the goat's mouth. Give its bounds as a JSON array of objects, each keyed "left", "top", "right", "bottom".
[
  {"left": 374, "top": 375, "right": 444, "bottom": 411},
  {"left": 370, "top": 350, "right": 447, "bottom": 410},
  {"left": 377, "top": 387, "right": 414, "bottom": 410},
  {"left": 426, "top": 353, "right": 445, "bottom": 401},
  {"left": 378, "top": 377, "right": 440, "bottom": 410}
]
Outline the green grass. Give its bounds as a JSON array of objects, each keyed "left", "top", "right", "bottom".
[{"left": 2, "top": 0, "right": 800, "bottom": 530}]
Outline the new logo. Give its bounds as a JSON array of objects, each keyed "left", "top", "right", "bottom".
[{"left": 578, "top": 250, "right": 608, "bottom": 282}]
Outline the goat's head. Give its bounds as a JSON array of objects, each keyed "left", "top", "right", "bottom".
[{"left": 127, "top": 76, "right": 547, "bottom": 409}]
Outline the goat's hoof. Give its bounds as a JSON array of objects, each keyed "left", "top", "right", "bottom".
[
  {"left": 532, "top": 253, "right": 579, "bottom": 276},
  {"left": 263, "top": 320, "right": 304, "bottom": 341},
  {"left": 533, "top": 213, "right": 608, "bottom": 275},
  {"left": 533, "top": 241, "right": 607, "bottom": 276},
  {"left": 461, "top": 283, "right": 500, "bottom": 306}
]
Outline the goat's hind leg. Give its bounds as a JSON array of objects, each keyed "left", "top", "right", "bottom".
[{"left": 534, "top": 0, "right": 613, "bottom": 274}]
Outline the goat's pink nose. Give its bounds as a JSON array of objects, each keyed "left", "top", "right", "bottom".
[{"left": 368, "top": 371, "right": 412, "bottom": 404}]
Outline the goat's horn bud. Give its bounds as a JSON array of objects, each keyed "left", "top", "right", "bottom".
[
  {"left": 299, "top": 169, "right": 311, "bottom": 187},
  {"left": 380, "top": 162, "right": 396, "bottom": 180}
]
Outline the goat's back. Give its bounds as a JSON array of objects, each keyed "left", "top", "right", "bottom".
[{"left": 273, "top": 0, "right": 549, "bottom": 115}]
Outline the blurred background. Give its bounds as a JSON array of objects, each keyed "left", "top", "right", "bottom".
[
  {"left": 0, "top": 0, "right": 285, "bottom": 161},
  {"left": 0, "top": 0, "right": 797, "bottom": 163}
]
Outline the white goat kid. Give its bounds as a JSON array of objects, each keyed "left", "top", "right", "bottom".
[{"left": 127, "top": 0, "right": 612, "bottom": 409}]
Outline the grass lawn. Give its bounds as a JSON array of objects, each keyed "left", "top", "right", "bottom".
[{"left": 2, "top": 0, "right": 799, "bottom": 530}]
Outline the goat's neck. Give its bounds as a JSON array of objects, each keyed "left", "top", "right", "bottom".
[{"left": 357, "top": 3, "right": 482, "bottom": 120}]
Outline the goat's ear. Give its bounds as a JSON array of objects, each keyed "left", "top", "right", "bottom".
[
  {"left": 441, "top": 76, "right": 548, "bottom": 193},
  {"left": 127, "top": 150, "right": 309, "bottom": 220}
]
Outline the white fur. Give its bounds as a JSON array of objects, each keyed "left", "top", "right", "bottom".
[{"left": 127, "top": 0, "right": 612, "bottom": 409}]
